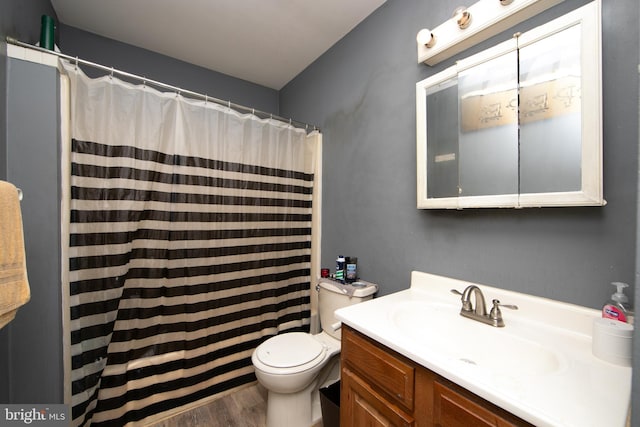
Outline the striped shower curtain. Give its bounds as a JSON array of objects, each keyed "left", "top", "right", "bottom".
[{"left": 60, "top": 64, "right": 320, "bottom": 426}]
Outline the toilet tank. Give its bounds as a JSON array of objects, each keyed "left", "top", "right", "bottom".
[{"left": 317, "top": 278, "right": 377, "bottom": 340}]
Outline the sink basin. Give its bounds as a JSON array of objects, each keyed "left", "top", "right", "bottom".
[{"left": 389, "top": 301, "right": 563, "bottom": 377}]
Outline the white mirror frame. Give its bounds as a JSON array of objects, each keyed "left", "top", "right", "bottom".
[{"left": 416, "top": 1, "right": 603, "bottom": 209}]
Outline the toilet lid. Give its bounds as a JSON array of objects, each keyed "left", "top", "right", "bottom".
[{"left": 256, "top": 332, "right": 325, "bottom": 368}]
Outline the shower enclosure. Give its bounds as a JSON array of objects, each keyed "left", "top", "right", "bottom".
[{"left": 58, "top": 62, "right": 321, "bottom": 426}]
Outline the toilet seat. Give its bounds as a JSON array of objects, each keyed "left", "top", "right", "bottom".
[{"left": 254, "top": 332, "right": 328, "bottom": 374}]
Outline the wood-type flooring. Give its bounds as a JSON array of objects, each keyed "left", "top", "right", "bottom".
[
  {"left": 148, "top": 382, "right": 326, "bottom": 427},
  {"left": 148, "top": 383, "right": 268, "bottom": 427}
]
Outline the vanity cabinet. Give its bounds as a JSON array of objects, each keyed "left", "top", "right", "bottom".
[{"left": 340, "top": 325, "right": 534, "bottom": 427}]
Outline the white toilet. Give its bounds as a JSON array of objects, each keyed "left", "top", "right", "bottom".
[{"left": 251, "top": 277, "right": 377, "bottom": 427}]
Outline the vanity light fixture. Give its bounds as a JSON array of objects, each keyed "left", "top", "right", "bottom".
[
  {"left": 417, "top": 0, "right": 566, "bottom": 66},
  {"left": 416, "top": 28, "right": 437, "bottom": 48}
]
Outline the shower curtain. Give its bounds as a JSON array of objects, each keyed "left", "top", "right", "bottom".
[{"left": 60, "top": 63, "right": 320, "bottom": 426}]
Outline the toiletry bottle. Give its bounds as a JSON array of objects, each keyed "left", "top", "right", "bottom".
[
  {"left": 335, "top": 255, "right": 345, "bottom": 283},
  {"left": 345, "top": 257, "right": 357, "bottom": 283},
  {"left": 602, "top": 282, "right": 633, "bottom": 323}
]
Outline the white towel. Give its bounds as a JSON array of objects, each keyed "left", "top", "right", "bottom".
[{"left": 0, "top": 180, "right": 30, "bottom": 329}]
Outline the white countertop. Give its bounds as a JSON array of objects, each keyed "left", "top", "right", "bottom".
[{"left": 335, "top": 271, "right": 632, "bottom": 427}]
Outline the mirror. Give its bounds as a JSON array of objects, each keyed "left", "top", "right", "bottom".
[
  {"left": 425, "top": 72, "right": 459, "bottom": 199},
  {"left": 520, "top": 24, "right": 582, "bottom": 195},
  {"left": 416, "top": 1, "right": 603, "bottom": 209},
  {"left": 458, "top": 48, "right": 519, "bottom": 198}
]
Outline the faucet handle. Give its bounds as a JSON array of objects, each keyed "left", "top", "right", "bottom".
[
  {"left": 450, "top": 289, "right": 463, "bottom": 296},
  {"left": 492, "top": 299, "right": 518, "bottom": 310},
  {"left": 489, "top": 299, "right": 518, "bottom": 319}
]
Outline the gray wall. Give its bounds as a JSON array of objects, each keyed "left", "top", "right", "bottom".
[
  {"left": 281, "top": 0, "right": 638, "bottom": 309},
  {"left": 279, "top": 0, "right": 639, "bottom": 423},
  {"left": 57, "top": 24, "right": 279, "bottom": 115},
  {"left": 0, "top": 0, "right": 62, "bottom": 404},
  {"left": 1, "top": 0, "right": 58, "bottom": 198},
  {"left": 635, "top": 5, "right": 640, "bottom": 421},
  {"left": 1, "top": 59, "right": 63, "bottom": 403}
]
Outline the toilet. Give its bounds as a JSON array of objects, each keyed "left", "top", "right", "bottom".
[{"left": 251, "top": 277, "right": 377, "bottom": 427}]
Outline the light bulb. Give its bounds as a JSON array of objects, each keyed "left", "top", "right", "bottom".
[{"left": 416, "top": 29, "right": 437, "bottom": 48}]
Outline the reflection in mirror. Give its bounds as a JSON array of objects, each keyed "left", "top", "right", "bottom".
[
  {"left": 519, "top": 24, "right": 582, "bottom": 194},
  {"left": 426, "top": 77, "right": 459, "bottom": 199},
  {"left": 458, "top": 51, "right": 519, "bottom": 196}
]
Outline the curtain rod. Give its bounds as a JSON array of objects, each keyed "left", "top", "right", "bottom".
[{"left": 6, "top": 37, "right": 319, "bottom": 133}]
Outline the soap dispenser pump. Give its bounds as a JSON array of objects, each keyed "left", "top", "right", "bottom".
[{"left": 602, "top": 282, "right": 633, "bottom": 323}]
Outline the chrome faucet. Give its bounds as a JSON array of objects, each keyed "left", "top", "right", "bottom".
[{"left": 451, "top": 285, "right": 517, "bottom": 327}]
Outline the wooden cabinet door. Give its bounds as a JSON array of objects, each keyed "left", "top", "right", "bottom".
[
  {"left": 342, "top": 325, "right": 415, "bottom": 412},
  {"left": 341, "top": 367, "right": 415, "bottom": 427},
  {"left": 433, "top": 380, "right": 529, "bottom": 427}
]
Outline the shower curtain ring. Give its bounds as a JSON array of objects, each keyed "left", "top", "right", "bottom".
[{"left": 74, "top": 56, "right": 78, "bottom": 71}]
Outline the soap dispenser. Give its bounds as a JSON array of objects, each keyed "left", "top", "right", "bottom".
[{"left": 602, "top": 282, "right": 633, "bottom": 323}]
